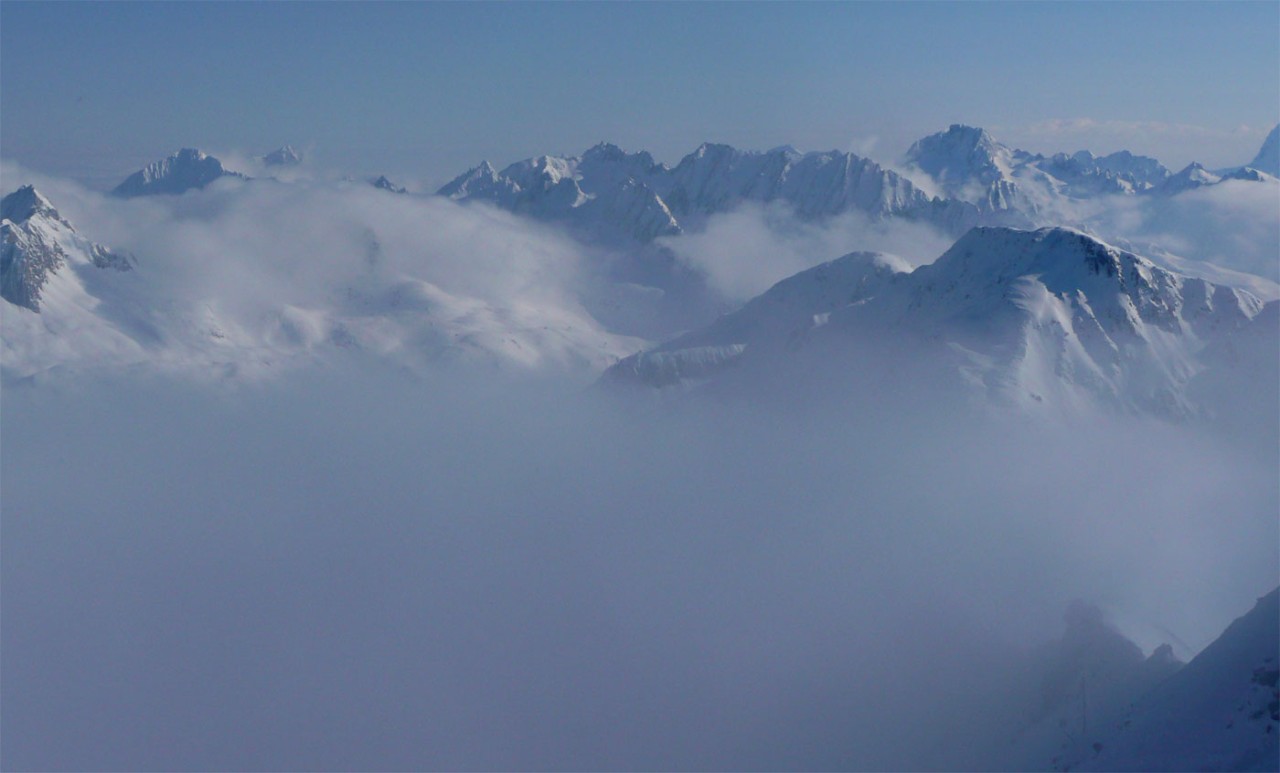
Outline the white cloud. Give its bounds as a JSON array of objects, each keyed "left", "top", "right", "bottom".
[
  {"left": 658, "top": 201, "right": 954, "bottom": 302},
  {"left": 1002, "top": 118, "right": 1271, "bottom": 169}
]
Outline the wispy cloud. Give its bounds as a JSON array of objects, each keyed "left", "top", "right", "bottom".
[{"left": 1000, "top": 118, "right": 1272, "bottom": 168}]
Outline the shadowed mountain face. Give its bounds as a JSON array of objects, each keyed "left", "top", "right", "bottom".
[
  {"left": 1079, "top": 588, "right": 1280, "bottom": 772},
  {"left": 1249, "top": 124, "right": 1280, "bottom": 177}
]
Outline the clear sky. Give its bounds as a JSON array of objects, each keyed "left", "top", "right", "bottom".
[{"left": 2, "top": 1, "right": 1277, "bottom": 190}]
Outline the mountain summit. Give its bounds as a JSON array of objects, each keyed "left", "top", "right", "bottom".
[
  {"left": 111, "top": 148, "right": 246, "bottom": 198},
  {"left": 1, "top": 185, "right": 68, "bottom": 226},
  {"left": 904, "top": 124, "right": 1171, "bottom": 216},
  {"left": 904, "top": 124, "right": 1018, "bottom": 194}
]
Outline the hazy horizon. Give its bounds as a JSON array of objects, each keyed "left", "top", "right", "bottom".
[{"left": 2, "top": 2, "right": 1277, "bottom": 190}]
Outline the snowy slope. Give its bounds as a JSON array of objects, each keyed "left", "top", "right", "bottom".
[
  {"left": 603, "top": 227, "right": 1269, "bottom": 419},
  {"left": 1153, "top": 162, "right": 1224, "bottom": 197},
  {"left": 1079, "top": 588, "right": 1280, "bottom": 772},
  {"left": 111, "top": 148, "right": 247, "bottom": 198},
  {"left": 603, "top": 250, "right": 910, "bottom": 387}
]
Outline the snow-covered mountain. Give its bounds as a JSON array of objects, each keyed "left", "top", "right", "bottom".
[
  {"left": 439, "top": 141, "right": 982, "bottom": 245},
  {"left": 904, "top": 124, "right": 1172, "bottom": 218},
  {"left": 111, "top": 148, "right": 247, "bottom": 198},
  {"left": 1, "top": 186, "right": 159, "bottom": 378},
  {"left": 1, "top": 186, "right": 132, "bottom": 312},
  {"left": 1152, "top": 162, "right": 1224, "bottom": 197},
  {"left": 438, "top": 147, "right": 683, "bottom": 244},
  {"left": 604, "top": 226, "right": 1271, "bottom": 419},
  {"left": 901, "top": 124, "right": 1279, "bottom": 284}
]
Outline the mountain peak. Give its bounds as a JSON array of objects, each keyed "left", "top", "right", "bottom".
[
  {"left": 690, "top": 142, "right": 739, "bottom": 159},
  {"left": 904, "top": 124, "right": 1013, "bottom": 197},
  {"left": 1, "top": 185, "right": 65, "bottom": 226},
  {"left": 111, "top": 148, "right": 246, "bottom": 198},
  {"left": 436, "top": 160, "right": 507, "bottom": 199},
  {"left": 947, "top": 123, "right": 995, "bottom": 143},
  {"left": 939, "top": 225, "right": 1135, "bottom": 276},
  {"left": 2, "top": 186, "right": 132, "bottom": 313},
  {"left": 262, "top": 145, "right": 303, "bottom": 167},
  {"left": 1152, "top": 161, "right": 1222, "bottom": 196}
]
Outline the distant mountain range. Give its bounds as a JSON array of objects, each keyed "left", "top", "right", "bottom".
[
  {"left": 438, "top": 140, "right": 986, "bottom": 243},
  {"left": 109, "top": 123, "right": 1277, "bottom": 244},
  {"left": 6, "top": 124, "right": 1276, "bottom": 421}
]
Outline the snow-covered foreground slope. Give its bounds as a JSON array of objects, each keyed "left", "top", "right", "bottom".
[
  {"left": 604, "top": 226, "right": 1274, "bottom": 421},
  {"left": 1, "top": 184, "right": 643, "bottom": 384}
]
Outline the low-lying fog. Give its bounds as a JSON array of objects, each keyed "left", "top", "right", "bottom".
[{"left": 4, "top": 361, "right": 1275, "bottom": 770}]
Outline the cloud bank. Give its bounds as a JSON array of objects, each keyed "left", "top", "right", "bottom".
[{"left": 2, "top": 364, "right": 1274, "bottom": 770}]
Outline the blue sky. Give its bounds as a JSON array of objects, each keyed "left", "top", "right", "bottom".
[{"left": 2, "top": 1, "right": 1277, "bottom": 189}]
